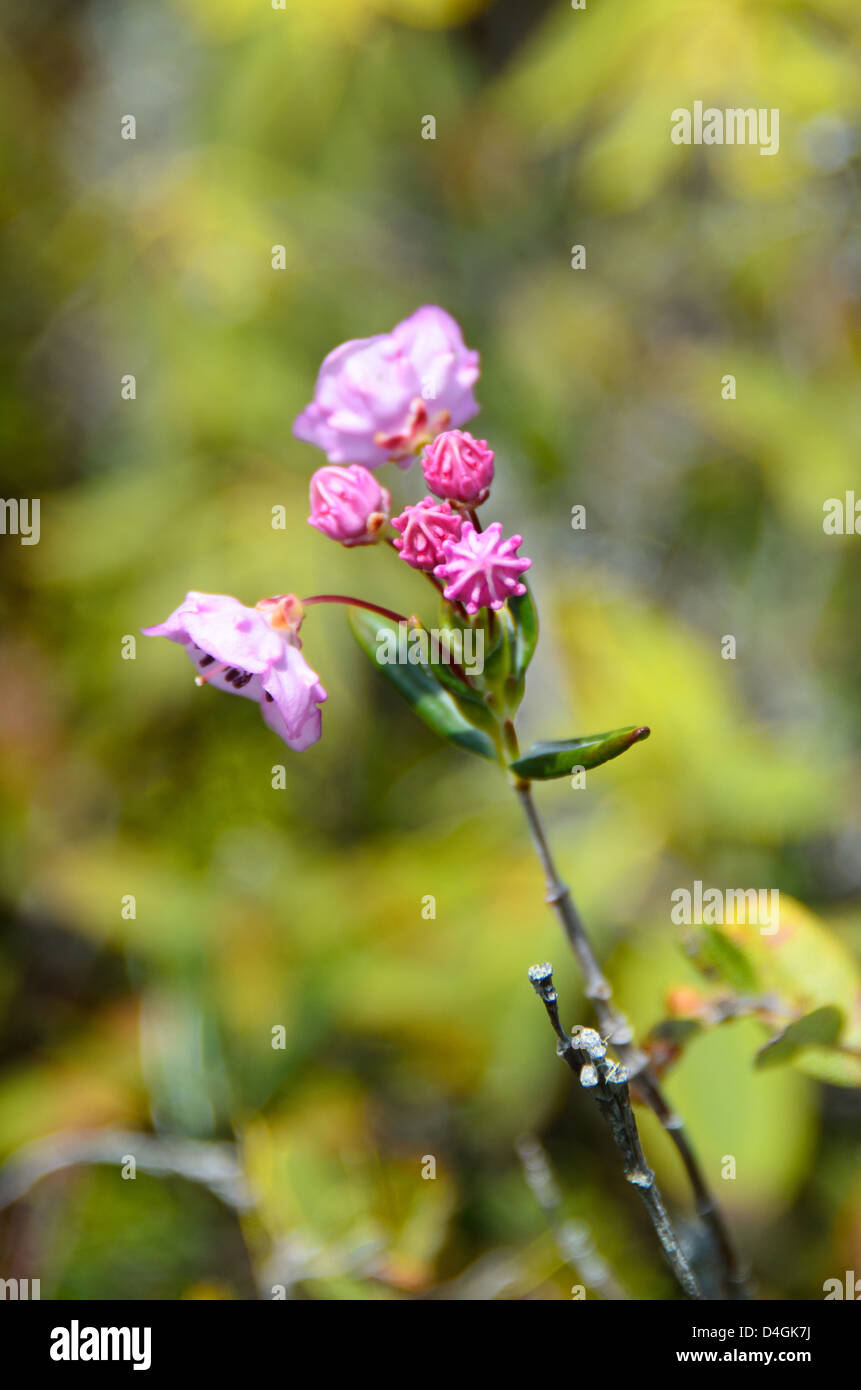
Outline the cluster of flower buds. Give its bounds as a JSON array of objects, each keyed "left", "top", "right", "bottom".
[
  {"left": 301, "top": 306, "right": 530, "bottom": 613},
  {"left": 144, "top": 307, "right": 531, "bottom": 750}
]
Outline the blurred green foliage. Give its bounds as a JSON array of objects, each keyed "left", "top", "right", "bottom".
[{"left": 1, "top": 0, "right": 860, "bottom": 1299}]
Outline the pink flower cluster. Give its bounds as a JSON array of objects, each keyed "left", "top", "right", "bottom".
[
  {"left": 145, "top": 307, "right": 532, "bottom": 751},
  {"left": 391, "top": 502, "right": 529, "bottom": 613},
  {"left": 298, "top": 307, "right": 529, "bottom": 619}
]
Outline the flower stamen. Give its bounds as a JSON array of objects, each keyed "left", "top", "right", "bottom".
[{"left": 195, "top": 661, "right": 228, "bottom": 686}]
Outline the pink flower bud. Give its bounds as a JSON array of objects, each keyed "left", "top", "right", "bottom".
[
  {"left": 421, "top": 430, "right": 494, "bottom": 504},
  {"left": 391, "top": 496, "right": 464, "bottom": 571},
  {"left": 308, "top": 465, "right": 390, "bottom": 547},
  {"left": 434, "top": 521, "right": 531, "bottom": 614}
]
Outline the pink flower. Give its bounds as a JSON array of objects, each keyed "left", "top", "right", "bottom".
[
  {"left": 421, "top": 429, "right": 494, "bottom": 504},
  {"left": 308, "top": 464, "right": 390, "bottom": 546},
  {"left": 434, "top": 522, "right": 531, "bottom": 615},
  {"left": 143, "top": 591, "right": 327, "bottom": 751},
  {"left": 390, "top": 306, "right": 480, "bottom": 424},
  {"left": 391, "top": 496, "right": 464, "bottom": 571},
  {"left": 292, "top": 306, "right": 480, "bottom": 469}
]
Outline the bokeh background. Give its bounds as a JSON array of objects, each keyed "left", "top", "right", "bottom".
[{"left": 1, "top": 0, "right": 860, "bottom": 1299}]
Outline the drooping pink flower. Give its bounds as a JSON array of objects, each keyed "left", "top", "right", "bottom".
[
  {"left": 292, "top": 306, "right": 480, "bottom": 469},
  {"left": 391, "top": 496, "right": 464, "bottom": 571},
  {"left": 143, "top": 591, "right": 327, "bottom": 751},
  {"left": 434, "top": 522, "right": 531, "bottom": 615},
  {"left": 308, "top": 464, "right": 390, "bottom": 546},
  {"left": 421, "top": 429, "right": 494, "bottom": 505}
]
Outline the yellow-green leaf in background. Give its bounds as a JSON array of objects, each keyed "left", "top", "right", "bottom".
[{"left": 719, "top": 897, "right": 861, "bottom": 1087}]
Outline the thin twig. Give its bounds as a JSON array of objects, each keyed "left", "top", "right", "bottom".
[
  {"left": 0, "top": 1129, "right": 252, "bottom": 1214},
  {"left": 515, "top": 1132, "right": 632, "bottom": 1300},
  {"left": 513, "top": 776, "right": 751, "bottom": 1299},
  {"left": 528, "top": 964, "right": 703, "bottom": 1300}
]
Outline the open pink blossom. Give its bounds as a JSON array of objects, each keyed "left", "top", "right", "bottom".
[
  {"left": 292, "top": 306, "right": 480, "bottom": 469},
  {"left": 434, "top": 522, "right": 531, "bottom": 615},
  {"left": 421, "top": 429, "right": 494, "bottom": 504},
  {"left": 308, "top": 464, "right": 390, "bottom": 546},
  {"left": 390, "top": 307, "right": 480, "bottom": 425},
  {"left": 391, "top": 496, "right": 464, "bottom": 571},
  {"left": 143, "top": 591, "right": 327, "bottom": 751}
]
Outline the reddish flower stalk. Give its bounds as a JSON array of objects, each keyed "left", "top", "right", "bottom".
[{"left": 301, "top": 594, "right": 408, "bottom": 625}]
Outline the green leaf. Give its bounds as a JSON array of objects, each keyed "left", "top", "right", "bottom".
[
  {"left": 649, "top": 1017, "right": 704, "bottom": 1046},
  {"left": 509, "top": 582, "right": 538, "bottom": 682},
  {"left": 426, "top": 643, "right": 486, "bottom": 707},
  {"left": 509, "top": 724, "right": 650, "bottom": 780},
  {"left": 483, "top": 604, "right": 517, "bottom": 688},
  {"left": 792, "top": 1047, "right": 861, "bottom": 1088},
  {"left": 433, "top": 601, "right": 493, "bottom": 711},
  {"left": 614, "top": 935, "right": 816, "bottom": 1213},
  {"left": 715, "top": 896, "right": 861, "bottom": 1086},
  {"left": 348, "top": 608, "right": 500, "bottom": 762},
  {"left": 700, "top": 926, "right": 759, "bottom": 995},
  {"left": 755, "top": 1006, "right": 843, "bottom": 1070}
]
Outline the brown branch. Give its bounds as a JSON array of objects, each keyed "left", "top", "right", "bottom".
[
  {"left": 515, "top": 779, "right": 751, "bottom": 1299},
  {"left": 528, "top": 964, "right": 704, "bottom": 1301}
]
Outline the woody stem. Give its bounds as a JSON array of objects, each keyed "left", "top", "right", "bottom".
[{"left": 505, "top": 721, "right": 750, "bottom": 1299}]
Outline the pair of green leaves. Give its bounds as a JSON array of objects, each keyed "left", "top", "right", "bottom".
[{"left": 348, "top": 590, "right": 650, "bottom": 780}]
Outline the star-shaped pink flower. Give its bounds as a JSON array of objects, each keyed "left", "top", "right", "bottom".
[{"left": 434, "top": 522, "right": 531, "bottom": 614}]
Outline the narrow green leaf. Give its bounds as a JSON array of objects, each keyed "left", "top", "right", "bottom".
[
  {"left": 432, "top": 602, "right": 491, "bottom": 710},
  {"left": 348, "top": 608, "right": 500, "bottom": 762},
  {"left": 509, "top": 725, "right": 650, "bottom": 780},
  {"left": 509, "top": 582, "right": 538, "bottom": 681},
  {"left": 755, "top": 1005, "right": 843, "bottom": 1070},
  {"left": 483, "top": 604, "right": 516, "bottom": 687},
  {"left": 428, "top": 653, "right": 485, "bottom": 707}
]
